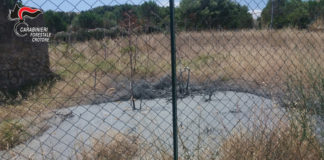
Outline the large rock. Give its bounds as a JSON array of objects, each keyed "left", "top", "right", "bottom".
[{"left": 0, "top": 4, "right": 52, "bottom": 90}]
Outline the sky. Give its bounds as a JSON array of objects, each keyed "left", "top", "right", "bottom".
[{"left": 21, "top": 0, "right": 266, "bottom": 18}]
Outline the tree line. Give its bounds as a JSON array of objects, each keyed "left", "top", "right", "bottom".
[
  {"left": 261, "top": 0, "right": 324, "bottom": 29},
  {"left": 44, "top": 0, "right": 254, "bottom": 34},
  {"left": 3, "top": 0, "right": 323, "bottom": 39}
]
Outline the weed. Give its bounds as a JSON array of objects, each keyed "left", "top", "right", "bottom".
[
  {"left": 218, "top": 113, "right": 323, "bottom": 160},
  {"left": 0, "top": 120, "right": 26, "bottom": 151},
  {"left": 285, "top": 67, "right": 324, "bottom": 117},
  {"left": 77, "top": 134, "right": 139, "bottom": 160}
]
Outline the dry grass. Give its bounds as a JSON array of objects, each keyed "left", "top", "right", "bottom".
[
  {"left": 48, "top": 29, "right": 324, "bottom": 101},
  {"left": 1, "top": 29, "right": 323, "bottom": 120},
  {"left": 0, "top": 29, "right": 323, "bottom": 151},
  {"left": 309, "top": 18, "right": 324, "bottom": 31},
  {"left": 219, "top": 113, "right": 324, "bottom": 160},
  {"left": 75, "top": 108, "right": 324, "bottom": 160},
  {"left": 77, "top": 134, "right": 140, "bottom": 160},
  {"left": 76, "top": 132, "right": 174, "bottom": 160},
  {"left": 285, "top": 67, "right": 324, "bottom": 117},
  {"left": 0, "top": 121, "right": 26, "bottom": 150}
]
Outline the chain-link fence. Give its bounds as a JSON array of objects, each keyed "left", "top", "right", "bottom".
[{"left": 0, "top": 0, "right": 323, "bottom": 159}]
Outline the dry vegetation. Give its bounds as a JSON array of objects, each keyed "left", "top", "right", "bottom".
[
  {"left": 219, "top": 110, "right": 324, "bottom": 160},
  {"left": 77, "top": 133, "right": 140, "bottom": 160},
  {"left": 48, "top": 28, "right": 324, "bottom": 102},
  {"left": 309, "top": 18, "right": 324, "bottom": 31},
  {"left": 76, "top": 132, "right": 173, "bottom": 160},
  {"left": 1, "top": 29, "right": 323, "bottom": 119},
  {"left": 75, "top": 109, "right": 323, "bottom": 160},
  {"left": 0, "top": 29, "right": 323, "bottom": 153},
  {"left": 0, "top": 121, "right": 26, "bottom": 151},
  {"left": 2, "top": 108, "right": 322, "bottom": 159}
]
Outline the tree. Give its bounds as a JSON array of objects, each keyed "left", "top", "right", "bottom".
[
  {"left": 44, "top": 11, "right": 68, "bottom": 33},
  {"left": 103, "top": 11, "right": 117, "bottom": 28},
  {"left": 138, "top": 1, "right": 163, "bottom": 32},
  {"left": 286, "top": 0, "right": 310, "bottom": 28},
  {"left": 57, "top": 12, "right": 77, "bottom": 25},
  {"left": 261, "top": 0, "right": 322, "bottom": 29},
  {"left": 179, "top": 0, "right": 201, "bottom": 29},
  {"left": 138, "top": 1, "right": 160, "bottom": 23},
  {"left": 179, "top": 0, "right": 253, "bottom": 30},
  {"left": 75, "top": 12, "right": 103, "bottom": 29}
]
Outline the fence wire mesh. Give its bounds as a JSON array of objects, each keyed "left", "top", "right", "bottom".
[{"left": 0, "top": 0, "right": 323, "bottom": 159}]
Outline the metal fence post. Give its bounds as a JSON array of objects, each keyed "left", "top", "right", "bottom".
[{"left": 169, "top": 0, "right": 178, "bottom": 160}]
